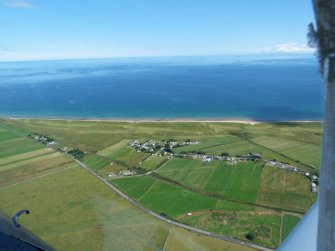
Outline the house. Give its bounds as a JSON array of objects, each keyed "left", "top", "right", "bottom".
[
  {"left": 311, "top": 182, "right": 318, "bottom": 193},
  {"left": 248, "top": 152, "right": 262, "bottom": 159},
  {"left": 202, "top": 156, "right": 212, "bottom": 162}
]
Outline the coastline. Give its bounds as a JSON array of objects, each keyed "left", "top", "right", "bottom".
[{"left": 6, "top": 116, "right": 323, "bottom": 125}]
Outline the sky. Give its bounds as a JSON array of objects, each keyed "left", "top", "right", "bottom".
[{"left": 0, "top": 0, "right": 316, "bottom": 61}]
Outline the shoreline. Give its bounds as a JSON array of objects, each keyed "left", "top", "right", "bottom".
[{"left": 5, "top": 116, "right": 323, "bottom": 125}]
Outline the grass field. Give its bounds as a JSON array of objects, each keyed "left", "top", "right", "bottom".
[
  {"left": 173, "top": 136, "right": 240, "bottom": 153},
  {"left": 139, "top": 155, "right": 169, "bottom": 170},
  {"left": 112, "top": 176, "right": 253, "bottom": 218},
  {"left": 163, "top": 227, "right": 254, "bottom": 251},
  {"left": 0, "top": 120, "right": 255, "bottom": 250},
  {"left": 112, "top": 175, "right": 284, "bottom": 248},
  {"left": 0, "top": 163, "right": 252, "bottom": 251},
  {"left": 281, "top": 214, "right": 301, "bottom": 241},
  {"left": 104, "top": 146, "right": 150, "bottom": 167},
  {"left": 252, "top": 136, "right": 321, "bottom": 168},
  {"left": 0, "top": 119, "right": 322, "bottom": 249},
  {"left": 256, "top": 166, "right": 311, "bottom": 212},
  {"left": 82, "top": 154, "right": 110, "bottom": 172},
  {"left": 181, "top": 210, "right": 281, "bottom": 249},
  {"left": 97, "top": 139, "right": 131, "bottom": 156},
  {"left": 157, "top": 158, "right": 263, "bottom": 203}
]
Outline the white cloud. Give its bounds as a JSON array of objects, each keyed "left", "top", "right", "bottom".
[
  {"left": 259, "top": 42, "right": 315, "bottom": 54},
  {"left": 4, "top": 0, "right": 34, "bottom": 9}
]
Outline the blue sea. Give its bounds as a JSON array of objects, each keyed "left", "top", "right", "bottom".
[{"left": 0, "top": 54, "right": 324, "bottom": 121}]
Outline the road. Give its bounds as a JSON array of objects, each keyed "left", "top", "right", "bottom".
[{"left": 74, "top": 158, "right": 274, "bottom": 251}]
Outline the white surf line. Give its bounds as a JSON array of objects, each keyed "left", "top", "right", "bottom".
[{"left": 0, "top": 164, "right": 77, "bottom": 191}]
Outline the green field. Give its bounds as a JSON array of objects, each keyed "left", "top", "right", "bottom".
[
  {"left": 139, "top": 155, "right": 169, "bottom": 170},
  {"left": 112, "top": 176, "right": 253, "bottom": 217},
  {"left": 82, "top": 154, "right": 110, "bottom": 171},
  {"left": 157, "top": 158, "right": 263, "bottom": 203},
  {"left": 257, "top": 166, "right": 312, "bottom": 212},
  {"left": 0, "top": 119, "right": 322, "bottom": 249},
  {"left": 112, "top": 175, "right": 283, "bottom": 248},
  {"left": 0, "top": 120, "right": 256, "bottom": 250},
  {"left": 97, "top": 139, "right": 131, "bottom": 156},
  {"left": 281, "top": 214, "right": 301, "bottom": 241},
  {"left": 181, "top": 210, "right": 281, "bottom": 249},
  {"left": 252, "top": 136, "right": 321, "bottom": 168},
  {"left": 103, "top": 146, "right": 150, "bottom": 168}
]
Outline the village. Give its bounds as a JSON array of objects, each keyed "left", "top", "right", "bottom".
[
  {"left": 27, "top": 134, "right": 319, "bottom": 194},
  {"left": 129, "top": 139, "right": 319, "bottom": 193}
]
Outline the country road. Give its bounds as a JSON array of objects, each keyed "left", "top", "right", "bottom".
[{"left": 73, "top": 158, "right": 274, "bottom": 251}]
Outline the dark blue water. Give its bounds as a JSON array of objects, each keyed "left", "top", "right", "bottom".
[{"left": 0, "top": 55, "right": 324, "bottom": 121}]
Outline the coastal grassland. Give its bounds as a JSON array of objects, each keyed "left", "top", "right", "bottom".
[
  {"left": 251, "top": 136, "right": 321, "bottom": 168},
  {"left": 112, "top": 176, "right": 253, "bottom": 218},
  {"left": 281, "top": 214, "right": 301, "bottom": 241},
  {"left": 256, "top": 166, "right": 311, "bottom": 212},
  {"left": 156, "top": 158, "right": 263, "bottom": 204},
  {"left": 139, "top": 155, "right": 169, "bottom": 170},
  {"left": 5, "top": 120, "right": 322, "bottom": 168},
  {"left": 104, "top": 146, "right": 150, "bottom": 167},
  {"left": 181, "top": 210, "right": 281, "bottom": 249},
  {"left": 0, "top": 120, "right": 32, "bottom": 141},
  {"left": 0, "top": 165, "right": 250, "bottom": 251}
]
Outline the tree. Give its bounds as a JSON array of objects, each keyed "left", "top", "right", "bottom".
[{"left": 311, "top": 1, "right": 335, "bottom": 250}]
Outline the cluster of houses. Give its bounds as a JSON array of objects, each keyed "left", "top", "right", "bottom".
[
  {"left": 129, "top": 139, "right": 200, "bottom": 154},
  {"left": 28, "top": 134, "right": 57, "bottom": 145},
  {"left": 108, "top": 169, "right": 135, "bottom": 178},
  {"left": 266, "top": 160, "right": 319, "bottom": 193},
  {"left": 174, "top": 152, "right": 261, "bottom": 164}
]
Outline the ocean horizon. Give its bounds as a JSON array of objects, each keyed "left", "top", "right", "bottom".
[{"left": 0, "top": 54, "right": 324, "bottom": 121}]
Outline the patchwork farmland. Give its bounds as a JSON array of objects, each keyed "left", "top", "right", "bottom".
[{"left": 0, "top": 118, "right": 322, "bottom": 250}]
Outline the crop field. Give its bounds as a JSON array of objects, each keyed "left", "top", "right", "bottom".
[
  {"left": 157, "top": 158, "right": 263, "bottom": 203},
  {"left": 256, "top": 166, "right": 311, "bottom": 212},
  {"left": 252, "top": 136, "right": 321, "bottom": 168},
  {"left": 139, "top": 155, "right": 169, "bottom": 170}
]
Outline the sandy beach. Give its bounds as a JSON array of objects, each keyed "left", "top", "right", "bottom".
[{"left": 7, "top": 117, "right": 322, "bottom": 125}]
